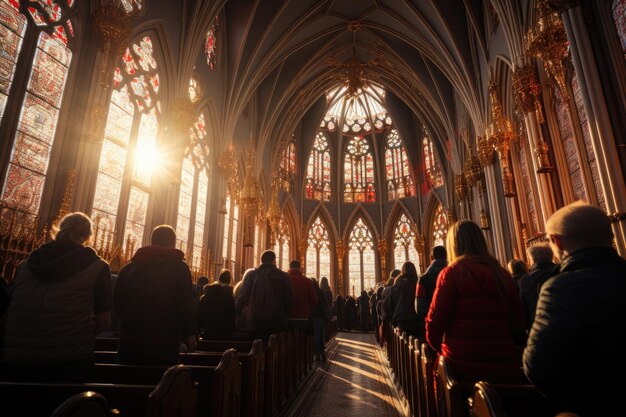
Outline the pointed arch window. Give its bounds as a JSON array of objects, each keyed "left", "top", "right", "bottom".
[
  {"left": 305, "top": 132, "right": 331, "bottom": 201},
  {"left": 205, "top": 15, "right": 219, "bottom": 69},
  {"left": 393, "top": 213, "right": 421, "bottom": 273},
  {"left": 0, "top": 0, "right": 76, "bottom": 224},
  {"left": 613, "top": 0, "right": 626, "bottom": 59},
  {"left": 385, "top": 129, "right": 415, "bottom": 200},
  {"left": 432, "top": 204, "right": 448, "bottom": 247},
  {"left": 279, "top": 136, "right": 296, "bottom": 192},
  {"left": 221, "top": 192, "right": 239, "bottom": 273},
  {"left": 273, "top": 216, "right": 290, "bottom": 270},
  {"left": 305, "top": 216, "right": 331, "bottom": 285},
  {"left": 176, "top": 113, "right": 210, "bottom": 272},
  {"left": 92, "top": 35, "right": 160, "bottom": 250},
  {"left": 423, "top": 134, "right": 444, "bottom": 188},
  {"left": 344, "top": 136, "right": 375, "bottom": 203},
  {"left": 348, "top": 218, "right": 376, "bottom": 295}
]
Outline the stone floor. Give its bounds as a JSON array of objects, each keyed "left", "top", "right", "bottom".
[{"left": 292, "top": 331, "right": 407, "bottom": 417}]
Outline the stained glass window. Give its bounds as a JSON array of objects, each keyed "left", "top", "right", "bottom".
[
  {"left": 305, "top": 132, "right": 331, "bottom": 201},
  {"left": 344, "top": 136, "right": 376, "bottom": 203},
  {"left": 306, "top": 216, "right": 331, "bottom": 286},
  {"left": 432, "top": 204, "right": 448, "bottom": 247},
  {"left": 385, "top": 129, "right": 415, "bottom": 200},
  {"left": 348, "top": 218, "right": 376, "bottom": 295},
  {"left": 1, "top": 0, "right": 74, "bottom": 223},
  {"left": 423, "top": 134, "right": 444, "bottom": 188},
  {"left": 279, "top": 136, "right": 296, "bottom": 192},
  {"left": 177, "top": 112, "right": 210, "bottom": 271},
  {"left": 273, "top": 216, "right": 290, "bottom": 271},
  {"left": 222, "top": 191, "right": 239, "bottom": 273},
  {"left": 0, "top": 0, "right": 27, "bottom": 123},
  {"left": 205, "top": 15, "right": 219, "bottom": 69},
  {"left": 324, "top": 83, "right": 392, "bottom": 134},
  {"left": 613, "top": 0, "right": 626, "bottom": 60},
  {"left": 189, "top": 76, "right": 202, "bottom": 103},
  {"left": 92, "top": 35, "right": 161, "bottom": 249},
  {"left": 120, "top": 0, "right": 143, "bottom": 15},
  {"left": 393, "top": 213, "right": 421, "bottom": 273}
]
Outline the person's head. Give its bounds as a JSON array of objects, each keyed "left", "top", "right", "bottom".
[
  {"left": 385, "top": 277, "right": 395, "bottom": 287},
  {"left": 526, "top": 243, "right": 554, "bottom": 265},
  {"left": 376, "top": 286, "right": 384, "bottom": 297},
  {"left": 310, "top": 277, "right": 319, "bottom": 288},
  {"left": 446, "top": 220, "right": 490, "bottom": 263},
  {"left": 218, "top": 269, "right": 232, "bottom": 285},
  {"left": 401, "top": 261, "right": 417, "bottom": 276},
  {"left": 52, "top": 212, "right": 92, "bottom": 246},
  {"left": 261, "top": 250, "right": 277, "bottom": 265},
  {"left": 151, "top": 224, "right": 176, "bottom": 248},
  {"left": 390, "top": 269, "right": 401, "bottom": 280},
  {"left": 361, "top": 290, "right": 367, "bottom": 297},
  {"left": 197, "top": 276, "right": 209, "bottom": 287},
  {"left": 320, "top": 276, "right": 331, "bottom": 291},
  {"left": 546, "top": 201, "right": 613, "bottom": 261},
  {"left": 289, "top": 260, "right": 301, "bottom": 270},
  {"left": 507, "top": 259, "right": 528, "bottom": 277},
  {"left": 431, "top": 245, "right": 447, "bottom": 261}
]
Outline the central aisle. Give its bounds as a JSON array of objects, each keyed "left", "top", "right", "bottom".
[{"left": 290, "top": 332, "right": 407, "bottom": 417}]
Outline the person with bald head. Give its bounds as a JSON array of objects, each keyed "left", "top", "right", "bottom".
[{"left": 523, "top": 202, "right": 626, "bottom": 417}]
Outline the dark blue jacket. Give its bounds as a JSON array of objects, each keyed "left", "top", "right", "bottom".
[
  {"left": 523, "top": 247, "right": 626, "bottom": 416},
  {"left": 517, "top": 260, "right": 556, "bottom": 331}
]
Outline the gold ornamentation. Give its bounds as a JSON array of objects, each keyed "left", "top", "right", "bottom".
[
  {"left": 480, "top": 209, "right": 490, "bottom": 230},
  {"left": 513, "top": 65, "right": 541, "bottom": 114},
  {"left": 377, "top": 238, "right": 387, "bottom": 282},
  {"left": 477, "top": 135, "right": 494, "bottom": 167},
  {"left": 454, "top": 173, "right": 468, "bottom": 201},
  {"left": 527, "top": 0, "right": 570, "bottom": 100},
  {"left": 414, "top": 233, "right": 425, "bottom": 272},
  {"left": 487, "top": 79, "right": 516, "bottom": 197},
  {"left": 336, "top": 240, "right": 346, "bottom": 296},
  {"left": 240, "top": 146, "right": 260, "bottom": 217},
  {"left": 535, "top": 139, "right": 553, "bottom": 173},
  {"left": 93, "top": 2, "right": 132, "bottom": 88},
  {"left": 217, "top": 144, "right": 238, "bottom": 197},
  {"left": 54, "top": 169, "right": 76, "bottom": 225},
  {"left": 464, "top": 155, "right": 482, "bottom": 187}
]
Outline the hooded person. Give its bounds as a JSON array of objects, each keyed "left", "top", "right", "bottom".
[
  {"left": 114, "top": 225, "right": 197, "bottom": 365},
  {"left": 3, "top": 212, "right": 111, "bottom": 383}
]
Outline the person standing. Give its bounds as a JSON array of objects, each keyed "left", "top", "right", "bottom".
[
  {"left": 197, "top": 269, "right": 236, "bottom": 340},
  {"left": 517, "top": 243, "right": 556, "bottom": 332},
  {"left": 334, "top": 294, "right": 345, "bottom": 330},
  {"left": 426, "top": 220, "right": 526, "bottom": 383},
  {"left": 319, "top": 276, "right": 333, "bottom": 319},
  {"left": 357, "top": 290, "right": 370, "bottom": 332},
  {"left": 415, "top": 246, "right": 447, "bottom": 337},
  {"left": 523, "top": 202, "right": 626, "bottom": 416},
  {"left": 286, "top": 260, "right": 317, "bottom": 333},
  {"left": 385, "top": 261, "right": 420, "bottom": 337},
  {"left": 115, "top": 225, "right": 196, "bottom": 365},
  {"left": 310, "top": 278, "right": 329, "bottom": 361},
  {"left": 3, "top": 212, "right": 111, "bottom": 382}
]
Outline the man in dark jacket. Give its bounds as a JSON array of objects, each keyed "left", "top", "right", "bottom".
[
  {"left": 235, "top": 250, "right": 295, "bottom": 340},
  {"left": 197, "top": 269, "right": 235, "bottom": 340},
  {"left": 415, "top": 246, "right": 447, "bottom": 336},
  {"left": 517, "top": 243, "right": 556, "bottom": 331},
  {"left": 286, "top": 260, "right": 317, "bottom": 333},
  {"left": 523, "top": 202, "right": 626, "bottom": 417},
  {"left": 115, "top": 225, "right": 197, "bottom": 365}
]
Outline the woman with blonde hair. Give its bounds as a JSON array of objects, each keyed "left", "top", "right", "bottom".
[
  {"left": 3, "top": 212, "right": 111, "bottom": 383},
  {"left": 425, "top": 220, "right": 525, "bottom": 383}
]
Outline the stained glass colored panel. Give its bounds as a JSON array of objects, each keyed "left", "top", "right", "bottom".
[
  {"left": 92, "top": 208, "right": 116, "bottom": 234},
  {"left": 10, "top": 132, "right": 50, "bottom": 173},
  {"left": 348, "top": 249, "right": 361, "bottom": 296},
  {"left": 124, "top": 186, "right": 148, "bottom": 249},
  {"left": 344, "top": 136, "right": 376, "bottom": 202},
  {"left": 386, "top": 129, "right": 415, "bottom": 200},
  {"left": 306, "top": 246, "right": 317, "bottom": 279},
  {"left": 1, "top": 163, "right": 45, "bottom": 213},
  {"left": 0, "top": 2, "right": 27, "bottom": 123},
  {"left": 432, "top": 204, "right": 448, "bottom": 247},
  {"left": 348, "top": 218, "right": 375, "bottom": 294},
  {"left": 176, "top": 214, "right": 190, "bottom": 254},
  {"left": 423, "top": 135, "right": 444, "bottom": 188},
  {"left": 305, "top": 132, "right": 331, "bottom": 201},
  {"left": 133, "top": 109, "right": 158, "bottom": 186},
  {"left": 32, "top": 0, "right": 61, "bottom": 23},
  {"left": 231, "top": 202, "right": 239, "bottom": 264},
  {"left": 306, "top": 216, "right": 331, "bottom": 280},
  {"left": 17, "top": 92, "right": 59, "bottom": 144},
  {"left": 133, "top": 37, "right": 157, "bottom": 71},
  {"left": 111, "top": 85, "right": 134, "bottom": 116},
  {"left": 105, "top": 102, "right": 133, "bottom": 145},
  {"left": 205, "top": 16, "right": 218, "bottom": 69},
  {"left": 393, "top": 213, "right": 420, "bottom": 271},
  {"left": 120, "top": 0, "right": 143, "bottom": 14},
  {"left": 280, "top": 239, "right": 290, "bottom": 272},
  {"left": 319, "top": 246, "right": 330, "bottom": 287},
  {"left": 92, "top": 173, "right": 122, "bottom": 217},
  {"left": 98, "top": 139, "right": 126, "bottom": 179},
  {"left": 362, "top": 248, "right": 376, "bottom": 291}
]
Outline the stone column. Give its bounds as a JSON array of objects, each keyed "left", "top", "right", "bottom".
[
  {"left": 377, "top": 238, "right": 387, "bottom": 284},
  {"left": 554, "top": 2, "right": 626, "bottom": 254},
  {"left": 335, "top": 240, "right": 346, "bottom": 296}
]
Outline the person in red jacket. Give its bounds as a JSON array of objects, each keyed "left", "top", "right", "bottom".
[
  {"left": 287, "top": 260, "right": 318, "bottom": 333},
  {"left": 426, "top": 220, "right": 526, "bottom": 383}
]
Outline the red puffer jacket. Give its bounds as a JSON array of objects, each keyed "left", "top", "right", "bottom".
[{"left": 426, "top": 255, "right": 525, "bottom": 383}]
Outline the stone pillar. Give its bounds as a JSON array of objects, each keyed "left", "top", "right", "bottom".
[
  {"left": 335, "top": 240, "right": 346, "bottom": 296},
  {"left": 555, "top": 3, "right": 626, "bottom": 254},
  {"left": 377, "top": 238, "right": 387, "bottom": 284}
]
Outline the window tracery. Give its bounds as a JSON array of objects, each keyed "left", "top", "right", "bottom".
[
  {"left": 273, "top": 215, "right": 290, "bottom": 270},
  {"left": 205, "top": 15, "right": 219, "bottom": 70},
  {"left": 305, "top": 132, "right": 331, "bottom": 201},
  {"left": 385, "top": 129, "right": 415, "bottom": 200},
  {"left": 1, "top": 0, "right": 75, "bottom": 224},
  {"left": 432, "top": 204, "right": 448, "bottom": 247},
  {"left": 613, "top": 0, "right": 626, "bottom": 60},
  {"left": 92, "top": 35, "right": 160, "bottom": 249},
  {"left": 279, "top": 136, "right": 296, "bottom": 192},
  {"left": 348, "top": 218, "right": 376, "bottom": 295},
  {"left": 344, "top": 136, "right": 375, "bottom": 203},
  {"left": 423, "top": 134, "right": 444, "bottom": 188},
  {"left": 323, "top": 84, "right": 392, "bottom": 135},
  {"left": 306, "top": 216, "right": 331, "bottom": 285},
  {"left": 393, "top": 213, "right": 420, "bottom": 273}
]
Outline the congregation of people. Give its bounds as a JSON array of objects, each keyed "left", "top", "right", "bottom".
[{"left": 0, "top": 201, "right": 625, "bottom": 417}]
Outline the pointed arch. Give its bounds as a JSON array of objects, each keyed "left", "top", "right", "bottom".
[
  {"left": 384, "top": 201, "right": 421, "bottom": 273},
  {"left": 304, "top": 131, "right": 331, "bottom": 201},
  {"left": 423, "top": 193, "right": 448, "bottom": 257},
  {"left": 345, "top": 212, "right": 378, "bottom": 296},
  {"left": 342, "top": 205, "right": 379, "bottom": 242},
  {"left": 343, "top": 135, "right": 376, "bottom": 203}
]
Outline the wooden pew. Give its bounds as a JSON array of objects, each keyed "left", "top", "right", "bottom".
[
  {"left": 470, "top": 381, "right": 552, "bottom": 417},
  {"left": 50, "top": 391, "right": 114, "bottom": 417},
  {"left": 94, "top": 340, "right": 265, "bottom": 417},
  {"left": 91, "top": 349, "right": 241, "bottom": 417},
  {"left": 0, "top": 364, "right": 196, "bottom": 417},
  {"left": 420, "top": 343, "right": 438, "bottom": 417}
]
